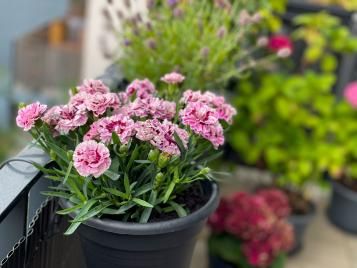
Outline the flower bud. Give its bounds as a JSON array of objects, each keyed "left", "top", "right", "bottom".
[
  {"left": 154, "top": 172, "right": 165, "bottom": 189},
  {"left": 148, "top": 149, "right": 160, "bottom": 162},
  {"left": 277, "top": 48, "right": 292, "bottom": 58},
  {"left": 216, "top": 26, "right": 227, "bottom": 38},
  {"left": 199, "top": 167, "right": 211, "bottom": 175},
  {"left": 50, "top": 150, "right": 57, "bottom": 161},
  {"left": 67, "top": 150, "right": 73, "bottom": 161},
  {"left": 145, "top": 38, "right": 157, "bottom": 50},
  {"left": 18, "top": 102, "right": 26, "bottom": 109},
  {"left": 119, "top": 144, "right": 128, "bottom": 154},
  {"left": 158, "top": 153, "right": 171, "bottom": 168},
  {"left": 200, "top": 47, "right": 210, "bottom": 58},
  {"left": 257, "top": 37, "right": 268, "bottom": 47}
]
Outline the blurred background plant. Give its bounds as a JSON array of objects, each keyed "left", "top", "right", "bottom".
[{"left": 111, "top": 0, "right": 286, "bottom": 90}]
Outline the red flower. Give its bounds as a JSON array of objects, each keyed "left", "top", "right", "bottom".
[
  {"left": 256, "top": 188, "right": 291, "bottom": 219},
  {"left": 208, "top": 198, "right": 231, "bottom": 233},
  {"left": 268, "top": 35, "right": 293, "bottom": 57}
]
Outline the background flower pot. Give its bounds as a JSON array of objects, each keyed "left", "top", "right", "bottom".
[
  {"left": 60, "top": 181, "right": 219, "bottom": 268},
  {"left": 328, "top": 180, "right": 357, "bottom": 233},
  {"left": 209, "top": 255, "right": 235, "bottom": 268},
  {"left": 288, "top": 203, "right": 316, "bottom": 254}
]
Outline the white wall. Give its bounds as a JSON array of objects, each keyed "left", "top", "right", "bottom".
[{"left": 81, "top": 0, "right": 147, "bottom": 79}]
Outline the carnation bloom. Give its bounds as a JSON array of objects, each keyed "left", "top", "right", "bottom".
[
  {"left": 135, "top": 119, "right": 189, "bottom": 155},
  {"left": 55, "top": 105, "right": 88, "bottom": 134},
  {"left": 42, "top": 105, "right": 62, "bottom": 127},
  {"left": 85, "top": 93, "right": 119, "bottom": 117},
  {"left": 16, "top": 102, "right": 47, "bottom": 131},
  {"left": 129, "top": 97, "right": 176, "bottom": 120},
  {"left": 180, "top": 102, "right": 224, "bottom": 148},
  {"left": 77, "top": 79, "right": 110, "bottom": 95},
  {"left": 160, "top": 72, "right": 185, "bottom": 84},
  {"left": 268, "top": 35, "right": 293, "bottom": 57},
  {"left": 73, "top": 140, "right": 111, "bottom": 178},
  {"left": 225, "top": 193, "right": 276, "bottom": 241},
  {"left": 344, "top": 81, "right": 357, "bottom": 108},
  {"left": 126, "top": 79, "right": 155, "bottom": 99},
  {"left": 68, "top": 92, "right": 88, "bottom": 111},
  {"left": 84, "top": 114, "right": 135, "bottom": 144},
  {"left": 257, "top": 189, "right": 291, "bottom": 219}
]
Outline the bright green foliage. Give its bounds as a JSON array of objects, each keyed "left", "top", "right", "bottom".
[
  {"left": 229, "top": 12, "right": 357, "bottom": 188},
  {"left": 117, "top": 0, "right": 275, "bottom": 90}
]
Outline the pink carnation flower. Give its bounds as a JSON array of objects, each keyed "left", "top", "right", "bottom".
[
  {"left": 85, "top": 93, "right": 119, "bottom": 117},
  {"left": 16, "top": 102, "right": 47, "bottom": 131},
  {"left": 130, "top": 97, "right": 176, "bottom": 120},
  {"left": 55, "top": 105, "right": 88, "bottom": 134},
  {"left": 68, "top": 92, "right": 88, "bottom": 111},
  {"left": 257, "top": 188, "right": 291, "bottom": 219},
  {"left": 126, "top": 79, "right": 155, "bottom": 99},
  {"left": 161, "top": 72, "right": 185, "bottom": 84},
  {"left": 180, "top": 102, "right": 224, "bottom": 148},
  {"left": 42, "top": 105, "right": 62, "bottom": 126},
  {"left": 84, "top": 114, "right": 135, "bottom": 144},
  {"left": 344, "top": 81, "right": 357, "bottom": 108},
  {"left": 77, "top": 79, "right": 110, "bottom": 95},
  {"left": 135, "top": 119, "right": 189, "bottom": 155},
  {"left": 73, "top": 140, "right": 111, "bottom": 178}
]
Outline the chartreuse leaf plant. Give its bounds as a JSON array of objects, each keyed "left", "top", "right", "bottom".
[
  {"left": 16, "top": 72, "right": 236, "bottom": 234},
  {"left": 229, "top": 11, "right": 357, "bottom": 190},
  {"left": 108, "top": 0, "right": 288, "bottom": 90}
]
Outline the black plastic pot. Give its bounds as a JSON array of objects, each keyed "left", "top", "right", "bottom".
[
  {"left": 60, "top": 181, "right": 219, "bottom": 268},
  {"left": 328, "top": 180, "right": 357, "bottom": 233},
  {"left": 209, "top": 255, "right": 235, "bottom": 268},
  {"left": 288, "top": 204, "right": 316, "bottom": 254}
]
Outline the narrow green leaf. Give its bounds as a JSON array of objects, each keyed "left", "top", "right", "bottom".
[
  {"left": 134, "top": 160, "right": 151, "bottom": 164},
  {"left": 104, "top": 170, "right": 120, "bottom": 181},
  {"left": 102, "top": 201, "right": 136, "bottom": 215},
  {"left": 41, "top": 191, "right": 71, "bottom": 199},
  {"left": 163, "top": 180, "right": 176, "bottom": 203},
  {"left": 174, "top": 132, "right": 186, "bottom": 156},
  {"left": 132, "top": 198, "right": 154, "bottom": 208},
  {"left": 134, "top": 183, "right": 152, "bottom": 197},
  {"left": 112, "top": 132, "right": 121, "bottom": 144},
  {"left": 63, "top": 161, "right": 73, "bottom": 184},
  {"left": 124, "top": 173, "right": 130, "bottom": 195},
  {"left": 71, "top": 202, "right": 111, "bottom": 223},
  {"left": 46, "top": 141, "right": 70, "bottom": 163},
  {"left": 168, "top": 201, "right": 187, "bottom": 217},
  {"left": 103, "top": 188, "right": 128, "bottom": 199},
  {"left": 56, "top": 204, "right": 83, "bottom": 215},
  {"left": 139, "top": 191, "right": 157, "bottom": 223},
  {"left": 67, "top": 178, "right": 86, "bottom": 202},
  {"left": 127, "top": 145, "right": 139, "bottom": 171}
]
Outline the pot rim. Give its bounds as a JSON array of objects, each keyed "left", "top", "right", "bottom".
[
  {"left": 332, "top": 180, "right": 357, "bottom": 202},
  {"left": 60, "top": 181, "right": 219, "bottom": 235}
]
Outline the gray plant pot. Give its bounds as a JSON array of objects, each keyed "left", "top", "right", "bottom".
[
  {"left": 328, "top": 180, "right": 357, "bottom": 233},
  {"left": 60, "top": 181, "right": 219, "bottom": 268},
  {"left": 288, "top": 203, "right": 316, "bottom": 254}
]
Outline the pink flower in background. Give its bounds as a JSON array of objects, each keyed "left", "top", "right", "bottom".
[
  {"left": 344, "top": 81, "right": 357, "bottom": 108},
  {"left": 130, "top": 97, "right": 176, "bottom": 120},
  {"left": 73, "top": 140, "right": 111, "bottom": 178},
  {"left": 126, "top": 79, "right": 155, "bottom": 99},
  {"left": 85, "top": 93, "right": 119, "bottom": 117},
  {"left": 69, "top": 92, "right": 88, "bottom": 111},
  {"left": 135, "top": 119, "right": 188, "bottom": 155},
  {"left": 42, "top": 105, "right": 62, "bottom": 127},
  {"left": 55, "top": 105, "right": 88, "bottom": 134},
  {"left": 84, "top": 114, "right": 135, "bottom": 144},
  {"left": 16, "top": 102, "right": 47, "bottom": 131},
  {"left": 225, "top": 193, "right": 275, "bottom": 241},
  {"left": 208, "top": 198, "right": 232, "bottom": 233},
  {"left": 242, "top": 238, "right": 274, "bottom": 268},
  {"left": 257, "top": 189, "right": 291, "bottom": 219},
  {"left": 268, "top": 35, "right": 293, "bottom": 57},
  {"left": 117, "top": 92, "right": 129, "bottom": 106},
  {"left": 216, "top": 103, "right": 237, "bottom": 123},
  {"left": 77, "top": 79, "right": 110, "bottom": 95},
  {"left": 161, "top": 72, "right": 185, "bottom": 84},
  {"left": 180, "top": 102, "right": 224, "bottom": 148}
]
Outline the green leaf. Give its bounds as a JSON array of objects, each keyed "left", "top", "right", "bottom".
[
  {"left": 124, "top": 173, "right": 131, "bottom": 195},
  {"left": 66, "top": 178, "right": 86, "bottom": 202},
  {"left": 71, "top": 202, "right": 111, "bottom": 223},
  {"left": 163, "top": 180, "right": 176, "bottom": 203},
  {"left": 103, "top": 188, "right": 128, "bottom": 199},
  {"left": 104, "top": 170, "right": 120, "bottom": 181},
  {"left": 134, "top": 183, "right": 152, "bottom": 197},
  {"left": 41, "top": 191, "right": 72, "bottom": 199},
  {"left": 46, "top": 141, "right": 70, "bottom": 163},
  {"left": 139, "top": 191, "right": 157, "bottom": 223},
  {"left": 168, "top": 201, "right": 187, "bottom": 217},
  {"left": 63, "top": 161, "right": 73, "bottom": 184},
  {"left": 127, "top": 145, "right": 139, "bottom": 171},
  {"left": 56, "top": 203, "right": 83, "bottom": 215},
  {"left": 174, "top": 132, "right": 186, "bottom": 156},
  {"left": 132, "top": 198, "right": 154, "bottom": 208},
  {"left": 271, "top": 254, "right": 286, "bottom": 268},
  {"left": 134, "top": 160, "right": 151, "bottom": 164},
  {"left": 112, "top": 132, "right": 121, "bottom": 144}
]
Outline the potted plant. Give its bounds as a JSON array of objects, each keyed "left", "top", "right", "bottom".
[
  {"left": 325, "top": 82, "right": 357, "bottom": 233},
  {"left": 207, "top": 189, "right": 294, "bottom": 268},
  {"left": 229, "top": 11, "right": 357, "bottom": 252},
  {"left": 15, "top": 72, "right": 236, "bottom": 268}
]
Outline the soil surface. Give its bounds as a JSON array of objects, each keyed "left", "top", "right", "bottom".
[
  {"left": 283, "top": 189, "right": 312, "bottom": 215},
  {"left": 339, "top": 177, "right": 357, "bottom": 192},
  {"left": 149, "top": 183, "right": 209, "bottom": 222}
]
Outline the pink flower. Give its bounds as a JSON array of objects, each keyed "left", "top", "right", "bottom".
[
  {"left": 161, "top": 72, "right": 185, "bottom": 84},
  {"left": 208, "top": 198, "right": 232, "bottom": 233},
  {"left": 344, "top": 81, "right": 357, "bottom": 108},
  {"left": 129, "top": 97, "right": 176, "bottom": 120},
  {"left": 268, "top": 35, "right": 293, "bottom": 57},
  {"left": 216, "top": 103, "right": 237, "bottom": 124},
  {"left": 243, "top": 239, "right": 274, "bottom": 268},
  {"left": 16, "top": 102, "right": 47, "bottom": 131},
  {"left": 84, "top": 114, "right": 135, "bottom": 144},
  {"left": 55, "top": 105, "right": 88, "bottom": 134},
  {"left": 257, "top": 189, "right": 291, "bottom": 219},
  {"left": 42, "top": 105, "right": 62, "bottom": 126},
  {"left": 77, "top": 79, "right": 110, "bottom": 95},
  {"left": 85, "top": 93, "right": 119, "bottom": 117},
  {"left": 225, "top": 193, "right": 276, "bottom": 241},
  {"left": 73, "top": 140, "right": 111, "bottom": 178},
  {"left": 126, "top": 79, "right": 155, "bottom": 99},
  {"left": 180, "top": 102, "right": 224, "bottom": 148},
  {"left": 68, "top": 92, "right": 88, "bottom": 111},
  {"left": 135, "top": 119, "right": 189, "bottom": 155}
]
